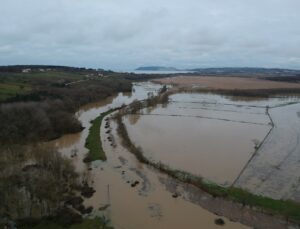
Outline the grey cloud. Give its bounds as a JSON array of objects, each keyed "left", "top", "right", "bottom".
[{"left": 0, "top": 0, "right": 300, "bottom": 70}]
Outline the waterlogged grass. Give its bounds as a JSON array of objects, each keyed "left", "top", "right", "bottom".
[
  {"left": 116, "top": 112, "right": 300, "bottom": 224},
  {"left": 227, "top": 187, "right": 300, "bottom": 221},
  {"left": 84, "top": 109, "right": 116, "bottom": 162},
  {"left": 20, "top": 218, "right": 113, "bottom": 229}
]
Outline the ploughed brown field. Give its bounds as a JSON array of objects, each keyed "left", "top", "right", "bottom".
[{"left": 154, "top": 76, "right": 300, "bottom": 90}]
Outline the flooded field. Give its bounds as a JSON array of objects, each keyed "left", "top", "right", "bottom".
[
  {"left": 236, "top": 102, "right": 300, "bottom": 202},
  {"left": 85, "top": 120, "right": 248, "bottom": 229},
  {"left": 124, "top": 93, "right": 280, "bottom": 186},
  {"left": 51, "top": 83, "right": 251, "bottom": 228},
  {"left": 51, "top": 83, "right": 300, "bottom": 229}
]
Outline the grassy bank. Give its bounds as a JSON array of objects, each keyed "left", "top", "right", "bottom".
[
  {"left": 115, "top": 112, "right": 300, "bottom": 224},
  {"left": 84, "top": 109, "right": 116, "bottom": 162},
  {"left": 0, "top": 82, "right": 32, "bottom": 101}
]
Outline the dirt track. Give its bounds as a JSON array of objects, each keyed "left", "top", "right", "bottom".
[{"left": 155, "top": 76, "right": 300, "bottom": 90}]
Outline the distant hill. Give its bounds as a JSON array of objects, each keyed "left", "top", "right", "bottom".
[
  {"left": 0, "top": 65, "right": 105, "bottom": 73},
  {"left": 189, "top": 67, "right": 300, "bottom": 74},
  {"left": 135, "top": 66, "right": 300, "bottom": 76},
  {"left": 135, "top": 66, "right": 179, "bottom": 71}
]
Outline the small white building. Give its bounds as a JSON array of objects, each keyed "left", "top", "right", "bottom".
[{"left": 22, "top": 68, "right": 31, "bottom": 73}]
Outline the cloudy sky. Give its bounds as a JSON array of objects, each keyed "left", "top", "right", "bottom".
[{"left": 1, "top": 0, "right": 300, "bottom": 71}]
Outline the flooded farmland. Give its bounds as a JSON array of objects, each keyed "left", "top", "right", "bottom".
[
  {"left": 52, "top": 83, "right": 300, "bottom": 229},
  {"left": 236, "top": 102, "right": 300, "bottom": 202},
  {"left": 123, "top": 93, "right": 300, "bottom": 186}
]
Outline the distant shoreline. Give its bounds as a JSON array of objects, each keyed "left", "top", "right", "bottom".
[{"left": 131, "top": 70, "right": 195, "bottom": 74}]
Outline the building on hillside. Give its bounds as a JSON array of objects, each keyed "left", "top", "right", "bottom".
[{"left": 22, "top": 68, "right": 31, "bottom": 73}]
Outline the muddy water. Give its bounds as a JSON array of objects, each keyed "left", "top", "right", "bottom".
[
  {"left": 85, "top": 120, "right": 247, "bottom": 229},
  {"left": 236, "top": 102, "right": 300, "bottom": 202},
  {"left": 124, "top": 93, "right": 281, "bottom": 186},
  {"left": 51, "top": 82, "right": 162, "bottom": 171},
  {"left": 170, "top": 93, "right": 300, "bottom": 107},
  {"left": 124, "top": 114, "right": 270, "bottom": 186},
  {"left": 51, "top": 83, "right": 250, "bottom": 229}
]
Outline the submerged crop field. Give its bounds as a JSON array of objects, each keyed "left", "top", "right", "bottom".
[
  {"left": 116, "top": 90, "right": 300, "bottom": 227},
  {"left": 123, "top": 93, "right": 300, "bottom": 186}
]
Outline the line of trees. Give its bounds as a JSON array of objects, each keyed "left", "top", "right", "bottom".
[
  {"left": 0, "top": 145, "right": 79, "bottom": 224},
  {"left": 0, "top": 100, "right": 82, "bottom": 144},
  {"left": 0, "top": 78, "right": 132, "bottom": 144},
  {"left": 0, "top": 74, "right": 133, "bottom": 227}
]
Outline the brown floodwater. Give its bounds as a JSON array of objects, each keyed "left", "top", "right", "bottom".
[
  {"left": 51, "top": 82, "right": 163, "bottom": 171},
  {"left": 84, "top": 120, "right": 247, "bottom": 229},
  {"left": 51, "top": 85, "right": 300, "bottom": 228},
  {"left": 124, "top": 93, "right": 300, "bottom": 186},
  {"left": 170, "top": 92, "right": 300, "bottom": 107},
  {"left": 124, "top": 115, "right": 270, "bottom": 186},
  {"left": 236, "top": 102, "right": 300, "bottom": 202},
  {"left": 50, "top": 83, "right": 251, "bottom": 228}
]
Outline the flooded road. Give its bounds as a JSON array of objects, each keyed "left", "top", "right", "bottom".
[{"left": 52, "top": 84, "right": 300, "bottom": 229}]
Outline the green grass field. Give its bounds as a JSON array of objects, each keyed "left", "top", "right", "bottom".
[
  {"left": 85, "top": 109, "right": 116, "bottom": 162},
  {"left": 0, "top": 83, "right": 32, "bottom": 101},
  {"left": 0, "top": 71, "right": 85, "bottom": 80},
  {"left": 0, "top": 70, "right": 86, "bottom": 101}
]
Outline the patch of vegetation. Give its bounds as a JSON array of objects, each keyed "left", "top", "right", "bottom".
[
  {"left": 0, "top": 82, "right": 32, "bottom": 101},
  {"left": 0, "top": 66, "right": 135, "bottom": 227},
  {"left": 19, "top": 217, "right": 113, "bottom": 229},
  {"left": 214, "top": 218, "right": 225, "bottom": 225},
  {"left": 116, "top": 102, "right": 300, "bottom": 224},
  {"left": 84, "top": 109, "right": 116, "bottom": 162},
  {"left": 263, "top": 76, "right": 300, "bottom": 83},
  {"left": 0, "top": 145, "right": 79, "bottom": 221},
  {"left": 0, "top": 69, "right": 133, "bottom": 145},
  {"left": 0, "top": 100, "right": 83, "bottom": 145}
]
